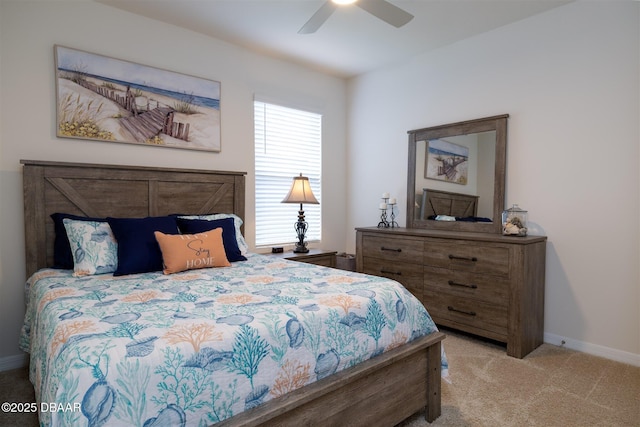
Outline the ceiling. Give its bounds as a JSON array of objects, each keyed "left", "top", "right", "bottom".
[{"left": 96, "top": 0, "right": 571, "bottom": 78}]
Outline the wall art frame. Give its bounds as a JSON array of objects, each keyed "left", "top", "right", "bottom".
[
  {"left": 425, "top": 138, "right": 469, "bottom": 184},
  {"left": 54, "top": 45, "right": 221, "bottom": 152}
]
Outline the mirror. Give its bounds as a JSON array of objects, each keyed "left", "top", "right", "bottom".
[{"left": 406, "top": 115, "right": 508, "bottom": 233}]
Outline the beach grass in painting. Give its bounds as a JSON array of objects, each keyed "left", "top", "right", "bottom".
[
  {"left": 425, "top": 139, "right": 469, "bottom": 184},
  {"left": 55, "top": 45, "right": 221, "bottom": 152}
]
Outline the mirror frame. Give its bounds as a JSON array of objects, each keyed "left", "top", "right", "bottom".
[{"left": 407, "top": 114, "right": 508, "bottom": 234}]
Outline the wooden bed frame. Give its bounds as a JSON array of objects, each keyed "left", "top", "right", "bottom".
[
  {"left": 21, "top": 159, "right": 444, "bottom": 426},
  {"left": 419, "top": 188, "right": 479, "bottom": 220}
]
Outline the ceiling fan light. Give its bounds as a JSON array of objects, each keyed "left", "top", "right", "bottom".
[{"left": 332, "top": 0, "right": 357, "bottom": 5}]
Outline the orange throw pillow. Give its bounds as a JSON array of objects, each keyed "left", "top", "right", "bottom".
[{"left": 154, "top": 228, "right": 231, "bottom": 274}]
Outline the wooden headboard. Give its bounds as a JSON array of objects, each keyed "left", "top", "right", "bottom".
[
  {"left": 419, "top": 188, "right": 479, "bottom": 219},
  {"left": 22, "top": 160, "right": 246, "bottom": 277}
]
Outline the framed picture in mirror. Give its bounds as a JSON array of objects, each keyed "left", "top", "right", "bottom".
[{"left": 425, "top": 138, "right": 469, "bottom": 184}]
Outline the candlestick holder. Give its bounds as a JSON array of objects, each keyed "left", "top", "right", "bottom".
[
  {"left": 388, "top": 202, "right": 399, "bottom": 228},
  {"left": 378, "top": 197, "right": 390, "bottom": 228}
]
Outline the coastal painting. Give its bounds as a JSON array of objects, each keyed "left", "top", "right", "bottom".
[
  {"left": 425, "top": 139, "right": 469, "bottom": 184},
  {"left": 54, "top": 45, "right": 221, "bottom": 152}
]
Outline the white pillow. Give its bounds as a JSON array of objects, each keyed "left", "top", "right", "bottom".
[{"left": 63, "top": 218, "right": 118, "bottom": 276}]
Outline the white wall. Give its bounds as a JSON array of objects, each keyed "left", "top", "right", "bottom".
[
  {"left": 346, "top": 1, "right": 639, "bottom": 364},
  {"left": 0, "top": 0, "right": 347, "bottom": 368}
]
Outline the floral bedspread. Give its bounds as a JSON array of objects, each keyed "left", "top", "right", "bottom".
[{"left": 20, "top": 253, "right": 444, "bottom": 426}]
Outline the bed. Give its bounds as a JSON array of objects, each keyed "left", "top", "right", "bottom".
[
  {"left": 419, "top": 188, "right": 491, "bottom": 222},
  {"left": 419, "top": 189, "right": 478, "bottom": 219},
  {"left": 20, "top": 160, "right": 445, "bottom": 427}
]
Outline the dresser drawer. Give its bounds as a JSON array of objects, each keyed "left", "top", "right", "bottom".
[
  {"left": 423, "top": 239, "right": 510, "bottom": 277},
  {"left": 362, "top": 257, "right": 423, "bottom": 300},
  {"left": 362, "top": 235, "right": 423, "bottom": 263},
  {"left": 423, "top": 289, "right": 507, "bottom": 340},
  {"left": 424, "top": 266, "right": 509, "bottom": 306}
]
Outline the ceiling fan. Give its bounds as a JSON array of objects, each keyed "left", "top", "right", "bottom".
[{"left": 299, "top": 0, "right": 414, "bottom": 34}]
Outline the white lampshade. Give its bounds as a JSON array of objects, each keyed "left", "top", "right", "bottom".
[{"left": 282, "top": 174, "right": 319, "bottom": 204}]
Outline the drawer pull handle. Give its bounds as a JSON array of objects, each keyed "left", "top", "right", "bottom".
[
  {"left": 448, "top": 280, "right": 478, "bottom": 289},
  {"left": 448, "top": 254, "right": 478, "bottom": 262},
  {"left": 381, "top": 246, "right": 402, "bottom": 253},
  {"left": 447, "top": 306, "right": 476, "bottom": 316},
  {"left": 381, "top": 269, "right": 402, "bottom": 276}
]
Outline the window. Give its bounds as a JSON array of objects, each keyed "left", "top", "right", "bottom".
[{"left": 254, "top": 101, "right": 322, "bottom": 247}]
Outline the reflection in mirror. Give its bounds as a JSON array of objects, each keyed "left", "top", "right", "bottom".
[
  {"left": 415, "top": 131, "right": 495, "bottom": 220},
  {"left": 407, "top": 115, "right": 508, "bottom": 234}
]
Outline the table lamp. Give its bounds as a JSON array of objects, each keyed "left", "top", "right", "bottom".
[{"left": 282, "top": 174, "right": 319, "bottom": 253}]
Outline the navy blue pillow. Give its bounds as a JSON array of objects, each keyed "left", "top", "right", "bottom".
[
  {"left": 108, "top": 216, "right": 179, "bottom": 276},
  {"left": 177, "top": 217, "right": 247, "bottom": 262},
  {"left": 51, "top": 213, "right": 106, "bottom": 269}
]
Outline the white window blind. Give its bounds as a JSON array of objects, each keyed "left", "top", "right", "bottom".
[{"left": 254, "top": 101, "right": 322, "bottom": 247}]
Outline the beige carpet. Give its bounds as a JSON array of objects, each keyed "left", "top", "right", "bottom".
[
  {"left": 1, "top": 328, "right": 638, "bottom": 426},
  {"left": 401, "top": 328, "right": 640, "bottom": 427}
]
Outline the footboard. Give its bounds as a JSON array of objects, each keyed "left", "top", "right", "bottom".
[{"left": 217, "top": 331, "right": 445, "bottom": 426}]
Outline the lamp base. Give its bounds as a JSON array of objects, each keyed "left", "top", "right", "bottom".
[
  {"left": 293, "top": 243, "right": 309, "bottom": 253},
  {"left": 292, "top": 206, "right": 310, "bottom": 253}
]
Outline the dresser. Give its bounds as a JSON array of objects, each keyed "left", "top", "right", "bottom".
[{"left": 356, "top": 227, "right": 546, "bottom": 358}]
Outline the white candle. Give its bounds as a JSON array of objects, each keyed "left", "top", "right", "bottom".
[
  {"left": 379, "top": 202, "right": 387, "bottom": 210},
  {"left": 389, "top": 198, "right": 396, "bottom": 204},
  {"left": 382, "top": 192, "right": 390, "bottom": 199}
]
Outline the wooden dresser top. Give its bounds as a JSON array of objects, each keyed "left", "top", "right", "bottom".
[{"left": 356, "top": 227, "right": 547, "bottom": 245}]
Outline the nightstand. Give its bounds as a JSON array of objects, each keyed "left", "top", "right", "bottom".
[{"left": 267, "top": 249, "right": 337, "bottom": 267}]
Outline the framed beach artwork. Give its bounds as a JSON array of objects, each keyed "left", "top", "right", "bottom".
[
  {"left": 54, "top": 45, "right": 221, "bottom": 152},
  {"left": 425, "top": 139, "right": 469, "bottom": 184}
]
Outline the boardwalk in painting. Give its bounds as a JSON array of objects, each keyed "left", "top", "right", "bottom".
[
  {"left": 120, "top": 107, "right": 190, "bottom": 143},
  {"left": 76, "top": 80, "right": 189, "bottom": 143},
  {"left": 438, "top": 156, "right": 467, "bottom": 181}
]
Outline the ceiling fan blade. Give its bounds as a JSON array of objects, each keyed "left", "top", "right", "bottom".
[
  {"left": 299, "top": 1, "right": 338, "bottom": 34},
  {"left": 356, "top": 0, "right": 414, "bottom": 28}
]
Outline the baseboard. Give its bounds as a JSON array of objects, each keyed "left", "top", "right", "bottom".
[
  {"left": 0, "top": 353, "right": 28, "bottom": 372},
  {"left": 544, "top": 332, "right": 640, "bottom": 367}
]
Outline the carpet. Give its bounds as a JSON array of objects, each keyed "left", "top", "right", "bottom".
[{"left": 401, "top": 328, "right": 639, "bottom": 426}]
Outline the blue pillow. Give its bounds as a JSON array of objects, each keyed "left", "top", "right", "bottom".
[
  {"left": 176, "top": 217, "right": 247, "bottom": 262},
  {"left": 108, "top": 216, "right": 179, "bottom": 276},
  {"left": 51, "top": 213, "right": 106, "bottom": 269}
]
